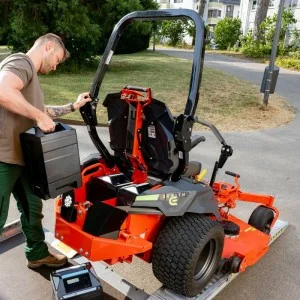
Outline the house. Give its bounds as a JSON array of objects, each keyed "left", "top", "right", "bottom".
[
  {"left": 156, "top": 0, "right": 241, "bottom": 38},
  {"left": 239, "top": 0, "right": 300, "bottom": 35}
]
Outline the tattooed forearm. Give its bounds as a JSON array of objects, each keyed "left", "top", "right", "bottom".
[{"left": 45, "top": 103, "right": 73, "bottom": 118}]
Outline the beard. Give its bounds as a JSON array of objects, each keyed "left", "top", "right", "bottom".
[{"left": 40, "top": 58, "right": 53, "bottom": 74}]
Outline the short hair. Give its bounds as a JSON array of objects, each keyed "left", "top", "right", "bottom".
[{"left": 34, "top": 33, "right": 70, "bottom": 62}]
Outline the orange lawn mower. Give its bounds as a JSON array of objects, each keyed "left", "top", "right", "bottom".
[{"left": 53, "top": 9, "right": 280, "bottom": 297}]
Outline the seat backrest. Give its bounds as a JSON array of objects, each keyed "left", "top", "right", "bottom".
[{"left": 103, "top": 93, "right": 179, "bottom": 179}]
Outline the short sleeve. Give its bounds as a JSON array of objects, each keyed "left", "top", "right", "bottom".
[{"left": 1, "top": 58, "right": 33, "bottom": 88}]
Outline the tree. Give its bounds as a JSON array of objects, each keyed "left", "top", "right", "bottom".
[
  {"left": 260, "top": 8, "right": 296, "bottom": 54},
  {"left": 241, "top": 8, "right": 296, "bottom": 57},
  {"left": 197, "top": 0, "right": 206, "bottom": 18},
  {"left": 253, "top": 0, "right": 270, "bottom": 40},
  {"left": 85, "top": 0, "right": 158, "bottom": 53},
  {"left": 0, "top": 0, "right": 13, "bottom": 44},
  {"left": 4, "top": 0, "right": 158, "bottom": 66},
  {"left": 214, "top": 18, "right": 241, "bottom": 50},
  {"left": 8, "top": 0, "right": 101, "bottom": 66},
  {"left": 159, "top": 20, "right": 187, "bottom": 47}
]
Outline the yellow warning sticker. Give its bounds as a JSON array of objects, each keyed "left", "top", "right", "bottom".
[
  {"left": 245, "top": 226, "right": 256, "bottom": 232},
  {"left": 51, "top": 239, "right": 77, "bottom": 258}
]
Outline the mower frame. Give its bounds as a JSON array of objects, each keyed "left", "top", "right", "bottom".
[{"left": 54, "top": 8, "right": 283, "bottom": 298}]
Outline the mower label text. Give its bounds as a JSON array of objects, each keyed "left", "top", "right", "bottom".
[
  {"left": 148, "top": 125, "right": 156, "bottom": 138},
  {"left": 158, "top": 192, "right": 190, "bottom": 206}
]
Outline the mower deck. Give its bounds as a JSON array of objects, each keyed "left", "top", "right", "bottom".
[{"left": 149, "top": 219, "right": 288, "bottom": 300}]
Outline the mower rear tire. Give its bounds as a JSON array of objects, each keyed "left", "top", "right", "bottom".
[
  {"left": 248, "top": 205, "right": 274, "bottom": 234},
  {"left": 152, "top": 214, "right": 224, "bottom": 297}
]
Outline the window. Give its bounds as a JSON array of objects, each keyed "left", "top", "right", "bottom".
[
  {"left": 174, "top": 0, "right": 183, "bottom": 3},
  {"left": 269, "top": 0, "right": 275, "bottom": 7},
  {"left": 226, "top": 5, "right": 234, "bottom": 18},
  {"left": 208, "top": 9, "right": 222, "bottom": 18},
  {"left": 252, "top": 0, "right": 275, "bottom": 9},
  {"left": 291, "top": 0, "right": 298, "bottom": 6}
]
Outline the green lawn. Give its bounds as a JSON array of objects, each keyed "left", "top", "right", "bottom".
[
  {"left": 39, "top": 51, "right": 263, "bottom": 127},
  {"left": 0, "top": 49, "right": 292, "bottom": 130}
]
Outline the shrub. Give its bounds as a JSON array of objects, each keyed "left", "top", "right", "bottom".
[
  {"left": 240, "top": 33, "right": 265, "bottom": 58},
  {"left": 214, "top": 17, "right": 241, "bottom": 50},
  {"left": 159, "top": 20, "right": 187, "bottom": 47},
  {"left": 276, "top": 51, "right": 300, "bottom": 70},
  {"left": 241, "top": 8, "right": 296, "bottom": 58}
]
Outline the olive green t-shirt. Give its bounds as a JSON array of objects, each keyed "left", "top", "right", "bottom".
[{"left": 0, "top": 53, "right": 45, "bottom": 165}]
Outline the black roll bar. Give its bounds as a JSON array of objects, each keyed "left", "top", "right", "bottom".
[
  {"left": 90, "top": 9, "right": 205, "bottom": 117},
  {"left": 80, "top": 9, "right": 206, "bottom": 167}
]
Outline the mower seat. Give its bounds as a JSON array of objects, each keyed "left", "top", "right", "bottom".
[
  {"left": 104, "top": 92, "right": 180, "bottom": 179},
  {"left": 183, "top": 161, "right": 202, "bottom": 177}
]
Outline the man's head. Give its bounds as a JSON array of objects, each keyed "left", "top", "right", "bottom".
[{"left": 34, "top": 33, "right": 70, "bottom": 74}]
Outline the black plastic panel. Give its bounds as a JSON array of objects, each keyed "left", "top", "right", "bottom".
[
  {"left": 82, "top": 201, "right": 128, "bottom": 238},
  {"left": 20, "top": 123, "right": 82, "bottom": 200}
]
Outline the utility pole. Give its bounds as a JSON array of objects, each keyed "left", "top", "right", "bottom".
[{"left": 263, "top": 0, "right": 284, "bottom": 106}]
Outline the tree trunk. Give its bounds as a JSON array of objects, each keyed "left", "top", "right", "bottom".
[
  {"left": 193, "top": 0, "right": 206, "bottom": 45},
  {"left": 253, "top": 0, "right": 270, "bottom": 40},
  {"left": 197, "top": 0, "right": 206, "bottom": 17}
]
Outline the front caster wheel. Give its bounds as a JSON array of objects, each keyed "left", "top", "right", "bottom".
[{"left": 248, "top": 205, "right": 274, "bottom": 234}]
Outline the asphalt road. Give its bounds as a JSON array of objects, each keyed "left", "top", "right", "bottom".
[{"left": 2, "top": 50, "right": 300, "bottom": 300}]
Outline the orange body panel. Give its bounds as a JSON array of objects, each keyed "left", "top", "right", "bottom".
[
  {"left": 222, "top": 214, "right": 270, "bottom": 272},
  {"left": 56, "top": 211, "right": 164, "bottom": 263},
  {"left": 55, "top": 89, "right": 279, "bottom": 273},
  {"left": 55, "top": 168, "right": 279, "bottom": 270}
]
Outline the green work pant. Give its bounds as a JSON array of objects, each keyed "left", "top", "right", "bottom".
[{"left": 0, "top": 162, "right": 49, "bottom": 260}]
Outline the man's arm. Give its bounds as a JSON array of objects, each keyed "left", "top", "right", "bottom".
[
  {"left": 46, "top": 103, "right": 73, "bottom": 118},
  {"left": 45, "top": 92, "right": 92, "bottom": 119},
  {"left": 0, "top": 71, "right": 56, "bottom": 132}
]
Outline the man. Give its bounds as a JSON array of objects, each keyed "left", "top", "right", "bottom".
[{"left": 0, "top": 33, "right": 92, "bottom": 268}]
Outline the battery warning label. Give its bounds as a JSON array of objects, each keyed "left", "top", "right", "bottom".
[{"left": 148, "top": 125, "right": 156, "bottom": 138}]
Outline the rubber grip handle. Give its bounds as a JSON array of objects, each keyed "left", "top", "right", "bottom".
[
  {"left": 125, "top": 85, "right": 147, "bottom": 92},
  {"left": 225, "top": 171, "right": 240, "bottom": 178}
]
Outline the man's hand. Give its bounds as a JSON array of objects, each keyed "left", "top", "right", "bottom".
[
  {"left": 36, "top": 112, "right": 56, "bottom": 133},
  {"left": 73, "top": 92, "right": 92, "bottom": 110}
]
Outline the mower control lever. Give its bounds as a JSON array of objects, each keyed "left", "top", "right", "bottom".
[
  {"left": 195, "top": 117, "right": 234, "bottom": 187},
  {"left": 191, "top": 135, "right": 206, "bottom": 149},
  {"left": 218, "top": 144, "right": 233, "bottom": 169},
  {"left": 194, "top": 116, "right": 227, "bottom": 146},
  {"left": 225, "top": 171, "right": 240, "bottom": 178}
]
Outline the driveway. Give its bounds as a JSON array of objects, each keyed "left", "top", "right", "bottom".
[
  {"left": 156, "top": 49, "right": 300, "bottom": 300},
  {"left": 2, "top": 50, "right": 300, "bottom": 300}
]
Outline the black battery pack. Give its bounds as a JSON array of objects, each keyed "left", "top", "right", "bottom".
[
  {"left": 51, "top": 262, "right": 103, "bottom": 300},
  {"left": 20, "top": 123, "right": 82, "bottom": 199}
]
